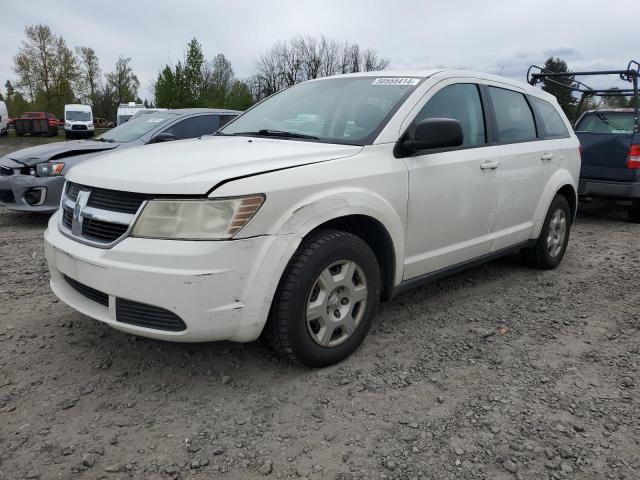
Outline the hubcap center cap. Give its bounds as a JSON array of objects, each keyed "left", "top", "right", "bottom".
[{"left": 328, "top": 293, "right": 340, "bottom": 307}]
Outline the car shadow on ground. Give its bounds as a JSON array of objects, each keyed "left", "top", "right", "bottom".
[{"left": 576, "top": 199, "right": 631, "bottom": 223}]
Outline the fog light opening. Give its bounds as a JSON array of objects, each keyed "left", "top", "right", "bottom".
[{"left": 23, "top": 187, "right": 46, "bottom": 206}]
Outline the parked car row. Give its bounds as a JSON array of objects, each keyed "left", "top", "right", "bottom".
[
  {"left": 0, "top": 102, "right": 159, "bottom": 138},
  {"left": 3, "top": 64, "right": 637, "bottom": 366}
]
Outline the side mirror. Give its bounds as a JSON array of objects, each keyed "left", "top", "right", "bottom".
[
  {"left": 150, "top": 132, "right": 176, "bottom": 144},
  {"left": 401, "top": 118, "right": 463, "bottom": 153}
]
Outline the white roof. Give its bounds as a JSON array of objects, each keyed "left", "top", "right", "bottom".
[
  {"left": 317, "top": 69, "right": 557, "bottom": 102},
  {"left": 65, "top": 104, "right": 92, "bottom": 110}
]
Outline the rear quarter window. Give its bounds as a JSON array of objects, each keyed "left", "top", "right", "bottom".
[{"left": 530, "top": 97, "right": 570, "bottom": 138}]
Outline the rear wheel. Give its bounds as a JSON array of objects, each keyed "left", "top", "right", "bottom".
[
  {"left": 522, "top": 194, "right": 571, "bottom": 269},
  {"left": 266, "top": 229, "right": 381, "bottom": 367}
]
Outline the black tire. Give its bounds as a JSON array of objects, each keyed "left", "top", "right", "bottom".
[
  {"left": 266, "top": 229, "right": 381, "bottom": 367},
  {"left": 522, "top": 194, "right": 572, "bottom": 269},
  {"left": 628, "top": 202, "right": 640, "bottom": 223}
]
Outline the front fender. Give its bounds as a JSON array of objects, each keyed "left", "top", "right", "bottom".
[
  {"left": 276, "top": 188, "right": 406, "bottom": 286},
  {"left": 532, "top": 168, "right": 577, "bottom": 238}
]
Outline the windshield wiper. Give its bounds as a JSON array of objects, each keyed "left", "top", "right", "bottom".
[{"left": 230, "top": 129, "right": 319, "bottom": 140}]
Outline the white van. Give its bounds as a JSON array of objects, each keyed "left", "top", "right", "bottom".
[
  {"left": 116, "top": 102, "right": 145, "bottom": 126},
  {"left": 0, "top": 101, "right": 8, "bottom": 136},
  {"left": 64, "top": 104, "right": 94, "bottom": 139}
]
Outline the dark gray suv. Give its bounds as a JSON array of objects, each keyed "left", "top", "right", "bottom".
[{"left": 0, "top": 108, "right": 240, "bottom": 213}]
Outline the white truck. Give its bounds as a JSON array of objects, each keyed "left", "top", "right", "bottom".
[
  {"left": 64, "top": 104, "right": 94, "bottom": 139},
  {"left": 45, "top": 70, "right": 581, "bottom": 367},
  {"left": 116, "top": 102, "right": 145, "bottom": 126}
]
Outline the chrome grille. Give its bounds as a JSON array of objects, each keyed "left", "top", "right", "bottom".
[
  {"left": 87, "top": 187, "right": 149, "bottom": 214},
  {"left": 82, "top": 217, "right": 129, "bottom": 242},
  {"left": 59, "top": 182, "right": 147, "bottom": 248},
  {"left": 67, "top": 183, "right": 80, "bottom": 201}
]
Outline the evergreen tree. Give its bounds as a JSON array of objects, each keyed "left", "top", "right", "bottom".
[{"left": 540, "top": 57, "right": 576, "bottom": 118}]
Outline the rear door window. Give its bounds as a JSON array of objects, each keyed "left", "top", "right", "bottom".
[
  {"left": 530, "top": 97, "right": 570, "bottom": 138},
  {"left": 163, "top": 115, "right": 221, "bottom": 140},
  {"left": 488, "top": 87, "right": 537, "bottom": 143},
  {"left": 575, "top": 112, "right": 635, "bottom": 134}
]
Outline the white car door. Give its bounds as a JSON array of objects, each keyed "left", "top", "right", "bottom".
[
  {"left": 401, "top": 82, "right": 500, "bottom": 279},
  {"left": 484, "top": 85, "right": 549, "bottom": 251}
]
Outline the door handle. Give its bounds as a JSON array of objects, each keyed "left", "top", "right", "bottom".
[
  {"left": 541, "top": 152, "right": 554, "bottom": 161},
  {"left": 480, "top": 160, "right": 500, "bottom": 170}
]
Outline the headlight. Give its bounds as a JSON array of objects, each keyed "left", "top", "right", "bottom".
[
  {"left": 131, "top": 195, "right": 265, "bottom": 240},
  {"left": 36, "top": 162, "right": 65, "bottom": 177},
  {"left": 65, "top": 122, "right": 70, "bottom": 128}
]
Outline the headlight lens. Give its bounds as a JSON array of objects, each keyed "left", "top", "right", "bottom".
[
  {"left": 36, "top": 162, "right": 65, "bottom": 177},
  {"left": 131, "top": 195, "right": 265, "bottom": 240}
]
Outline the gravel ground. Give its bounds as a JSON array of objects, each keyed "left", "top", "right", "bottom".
[{"left": 1, "top": 138, "right": 639, "bottom": 480}]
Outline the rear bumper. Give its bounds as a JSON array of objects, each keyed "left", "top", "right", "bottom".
[
  {"left": 0, "top": 174, "right": 64, "bottom": 212},
  {"left": 578, "top": 178, "right": 640, "bottom": 200}
]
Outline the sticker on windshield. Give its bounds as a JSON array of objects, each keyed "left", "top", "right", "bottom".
[{"left": 371, "top": 78, "right": 420, "bottom": 86}]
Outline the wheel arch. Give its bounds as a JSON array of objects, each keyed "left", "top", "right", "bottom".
[
  {"left": 306, "top": 214, "right": 397, "bottom": 301},
  {"left": 532, "top": 170, "right": 578, "bottom": 238}
]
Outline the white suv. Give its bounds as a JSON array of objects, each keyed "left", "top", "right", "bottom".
[{"left": 44, "top": 70, "right": 580, "bottom": 366}]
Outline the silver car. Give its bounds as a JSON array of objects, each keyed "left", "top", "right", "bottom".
[{"left": 0, "top": 108, "right": 240, "bottom": 213}]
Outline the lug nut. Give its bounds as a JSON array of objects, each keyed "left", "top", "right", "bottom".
[
  {"left": 341, "top": 297, "right": 349, "bottom": 305},
  {"left": 334, "top": 310, "right": 341, "bottom": 318}
]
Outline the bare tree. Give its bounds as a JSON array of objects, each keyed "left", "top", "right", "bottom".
[
  {"left": 106, "top": 57, "right": 139, "bottom": 104},
  {"left": 76, "top": 46, "right": 102, "bottom": 104},
  {"left": 250, "top": 35, "right": 389, "bottom": 100}
]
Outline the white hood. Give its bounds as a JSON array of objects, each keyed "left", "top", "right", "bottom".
[{"left": 66, "top": 136, "right": 362, "bottom": 195}]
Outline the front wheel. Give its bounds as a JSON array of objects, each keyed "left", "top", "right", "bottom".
[
  {"left": 522, "top": 194, "right": 571, "bottom": 269},
  {"left": 266, "top": 229, "right": 381, "bottom": 367}
]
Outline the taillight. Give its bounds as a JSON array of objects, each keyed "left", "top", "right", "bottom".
[{"left": 628, "top": 144, "right": 640, "bottom": 169}]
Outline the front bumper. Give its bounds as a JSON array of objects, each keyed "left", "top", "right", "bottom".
[
  {"left": 579, "top": 178, "right": 640, "bottom": 200},
  {"left": 65, "top": 128, "right": 94, "bottom": 138},
  {"left": 0, "top": 174, "right": 64, "bottom": 212},
  {"left": 44, "top": 212, "right": 299, "bottom": 342}
]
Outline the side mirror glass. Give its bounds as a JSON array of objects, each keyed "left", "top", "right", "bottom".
[
  {"left": 402, "top": 118, "right": 463, "bottom": 153},
  {"left": 150, "top": 132, "right": 176, "bottom": 144}
]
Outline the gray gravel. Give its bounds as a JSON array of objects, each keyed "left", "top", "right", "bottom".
[{"left": 1, "top": 138, "right": 640, "bottom": 479}]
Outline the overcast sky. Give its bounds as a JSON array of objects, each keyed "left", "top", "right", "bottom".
[{"left": 2, "top": 0, "right": 639, "bottom": 101}]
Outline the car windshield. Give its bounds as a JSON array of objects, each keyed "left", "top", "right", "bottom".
[
  {"left": 576, "top": 112, "right": 635, "bottom": 134},
  {"left": 99, "top": 112, "right": 178, "bottom": 143},
  {"left": 66, "top": 111, "right": 91, "bottom": 121},
  {"left": 219, "top": 76, "right": 422, "bottom": 145}
]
